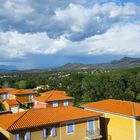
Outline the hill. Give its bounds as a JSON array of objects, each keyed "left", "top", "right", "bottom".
[{"left": 53, "top": 57, "right": 140, "bottom": 71}]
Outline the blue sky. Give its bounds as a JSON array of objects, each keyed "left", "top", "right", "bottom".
[{"left": 0, "top": 0, "right": 140, "bottom": 69}]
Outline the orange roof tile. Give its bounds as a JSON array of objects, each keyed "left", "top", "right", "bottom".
[
  {"left": 0, "top": 88, "right": 15, "bottom": 94},
  {"left": 41, "top": 90, "right": 67, "bottom": 96},
  {"left": 8, "top": 89, "right": 36, "bottom": 95},
  {"left": 0, "top": 107, "right": 101, "bottom": 131},
  {"left": 4, "top": 100, "right": 19, "bottom": 106},
  {"left": 83, "top": 99, "right": 140, "bottom": 117},
  {"left": 33, "top": 93, "right": 74, "bottom": 102}
]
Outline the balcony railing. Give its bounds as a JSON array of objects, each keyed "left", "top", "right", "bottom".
[{"left": 86, "top": 128, "right": 102, "bottom": 139}]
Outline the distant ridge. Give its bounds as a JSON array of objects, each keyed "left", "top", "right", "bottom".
[
  {"left": 0, "top": 57, "right": 139, "bottom": 72},
  {"left": 0, "top": 65, "right": 17, "bottom": 72},
  {"left": 53, "top": 57, "right": 140, "bottom": 71}
]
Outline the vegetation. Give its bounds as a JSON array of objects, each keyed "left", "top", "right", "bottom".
[{"left": 0, "top": 67, "right": 139, "bottom": 105}]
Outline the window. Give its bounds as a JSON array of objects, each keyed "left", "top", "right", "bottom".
[
  {"left": 29, "top": 94, "right": 33, "bottom": 101},
  {"left": 15, "top": 133, "right": 19, "bottom": 140},
  {"left": 88, "top": 120, "right": 94, "bottom": 132},
  {"left": 10, "top": 106, "right": 18, "bottom": 113},
  {"left": 53, "top": 101, "right": 58, "bottom": 107},
  {"left": 43, "top": 127, "right": 56, "bottom": 138},
  {"left": 25, "top": 131, "right": 30, "bottom": 140},
  {"left": 63, "top": 100, "right": 68, "bottom": 106},
  {"left": 52, "top": 127, "right": 57, "bottom": 137},
  {"left": 2, "top": 93, "right": 8, "bottom": 100},
  {"left": 67, "top": 122, "right": 74, "bottom": 134}
]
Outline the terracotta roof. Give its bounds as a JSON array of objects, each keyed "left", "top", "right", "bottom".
[
  {"left": 83, "top": 99, "right": 140, "bottom": 117},
  {"left": 8, "top": 89, "right": 36, "bottom": 95},
  {"left": 33, "top": 93, "right": 74, "bottom": 102},
  {"left": 0, "top": 88, "right": 15, "bottom": 94},
  {"left": 3, "top": 100, "right": 19, "bottom": 106},
  {"left": 0, "top": 107, "right": 101, "bottom": 131},
  {"left": 41, "top": 90, "right": 67, "bottom": 96}
]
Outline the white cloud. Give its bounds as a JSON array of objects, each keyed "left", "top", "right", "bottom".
[
  {"left": 80, "top": 23, "right": 140, "bottom": 56},
  {"left": 0, "top": 22, "right": 140, "bottom": 59},
  {"left": 0, "top": 1, "right": 139, "bottom": 41},
  {"left": 0, "top": 31, "right": 69, "bottom": 57}
]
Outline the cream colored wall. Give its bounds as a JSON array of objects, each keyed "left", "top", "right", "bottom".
[
  {"left": 3, "top": 101, "right": 10, "bottom": 110},
  {"left": 8, "top": 118, "right": 100, "bottom": 140},
  {"left": 106, "top": 113, "right": 134, "bottom": 140},
  {"left": 136, "top": 119, "right": 140, "bottom": 140},
  {"left": 60, "top": 119, "right": 99, "bottom": 140},
  {"left": 30, "top": 125, "right": 60, "bottom": 140},
  {"left": 9, "top": 94, "right": 16, "bottom": 100}
]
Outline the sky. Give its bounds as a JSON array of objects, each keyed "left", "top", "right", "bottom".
[{"left": 0, "top": 0, "right": 140, "bottom": 69}]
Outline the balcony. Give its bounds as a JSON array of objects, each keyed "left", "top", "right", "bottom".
[{"left": 86, "top": 128, "right": 102, "bottom": 140}]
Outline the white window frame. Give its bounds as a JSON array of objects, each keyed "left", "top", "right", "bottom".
[
  {"left": 53, "top": 101, "right": 58, "bottom": 107},
  {"left": 66, "top": 122, "right": 75, "bottom": 135},
  {"left": 63, "top": 100, "right": 68, "bottom": 106}
]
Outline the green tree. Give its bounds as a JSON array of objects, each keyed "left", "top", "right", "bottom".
[{"left": 18, "top": 80, "right": 28, "bottom": 89}]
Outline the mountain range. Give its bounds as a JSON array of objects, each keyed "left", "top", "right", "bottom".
[
  {"left": 52, "top": 57, "right": 140, "bottom": 71},
  {"left": 0, "top": 57, "right": 140, "bottom": 72}
]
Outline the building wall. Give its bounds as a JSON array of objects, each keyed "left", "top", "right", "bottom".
[
  {"left": 3, "top": 101, "right": 10, "bottom": 110},
  {"left": 46, "top": 100, "right": 73, "bottom": 108},
  {"left": 3, "top": 102, "right": 19, "bottom": 113},
  {"left": 9, "top": 94, "right": 16, "bottom": 100},
  {"left": 8, "top": 118, "right": 100, "bottom": 140},
  {"left": 15, "top": 94, "right": 36, "bottom": 104},
  {"left": 60, "top": 118, "right": 99, "bottom": 140},
  {"left": 85, "top": 108, "right": 135, "bottom": 140},
  {"left": 34, "top": 100, "right": 73, "bottom": 109},
  {"left": 136, "top": 119, "right": 140, "bottom": 140},
  {"left": 34, "top": 101, "right": 47, "bottom": 108},
  {"left": 105, "top": 113, "right": 134, "bottom": 140}
]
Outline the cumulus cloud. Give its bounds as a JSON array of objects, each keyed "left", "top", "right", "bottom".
[
  {"left": 0, "top": 0, "right": 140, "bottom": 68},
  {"left": 0, "top": 31, "right": 70, "bottom": 57},
  {"left": 0, "top": 0, "right": 139, "bottom": 41},
  {"left": 0, "top": 22, "right": 139, "bottom": 59}
]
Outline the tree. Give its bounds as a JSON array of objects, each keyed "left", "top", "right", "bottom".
[{"left": 18, "top": 80, "right": 28, "bottom": 89}]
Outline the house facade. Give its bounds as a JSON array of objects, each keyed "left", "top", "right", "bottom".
[
  {"left": 3, "top": 99, "right": 19, "bottom": 113},
  {"left": 0, "top": 107, "right": 102, "bottom": 140},
  {"left": 8, "top": 89, "right": 37, "bottom": 108},
  {"left": 83, "top": 99, "right": 140, "bottom": 140},
  {"left": 33, "top": 92, "right": 74, "bottom": 109},
  {"left": 0, "top": 88, "right": 14, "bottom": 102}
]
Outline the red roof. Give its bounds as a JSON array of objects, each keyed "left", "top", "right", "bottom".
[
  {"left": 41, "top": 90, "right": 67, "bottom": 96},
  {"left": 83, "top": 99, "right": 140, "bottom": 117},
  {"left": 0, "top": 88, "right": 15, "bottom": 94},
  {"left": 4, "top": 100, "right": 19, "bottom": 106},
  {"left": 8, "top": 89, "right": 36, "bottom": 95},
  {"left": 33, "top": 93, "right": 74, "bottom": 102},
  {"left": 0, "top": 107, "right": 101, "bottom": 131}
]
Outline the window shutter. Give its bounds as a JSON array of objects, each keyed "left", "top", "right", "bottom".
[
  {"left": 43, "top": 128, "right": 46, "bottom": 138},
  {"left": 52, "top": 127, "right": 56, "bottom": 137},
  {"left": 15, "top": 133, "right": 19, "bottom": 140}
]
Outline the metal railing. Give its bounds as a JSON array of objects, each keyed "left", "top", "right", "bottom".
[{"left": 86, "top": 128, "right": 101, "bottom": 139}]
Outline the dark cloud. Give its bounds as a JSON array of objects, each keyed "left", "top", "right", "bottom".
[{"left": 0, "top": 0, "right": 139, "bottom": 41}]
